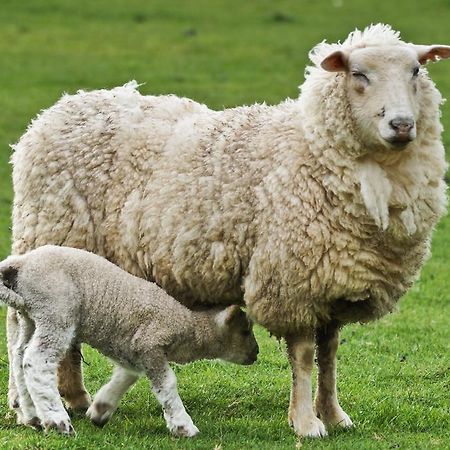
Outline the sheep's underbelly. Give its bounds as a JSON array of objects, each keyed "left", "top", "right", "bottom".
[{"left": 110, "top": 237, "right": 247, "bottom": 308}]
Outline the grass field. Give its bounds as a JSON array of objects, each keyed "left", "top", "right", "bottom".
[{"left": 0, "top": 1, "right": 449, "bottom": 449}]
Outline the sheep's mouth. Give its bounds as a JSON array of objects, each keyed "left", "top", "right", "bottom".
[{"left": 383, "top": 136, "right": 414, "bottom": 150}]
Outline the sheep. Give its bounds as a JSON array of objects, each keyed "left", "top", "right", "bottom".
[
  {"left": 7, "top": 24, "right": 450, "bottom": 437},
  {"left": 0, "top": 245, "right": 259, "bottom": 436}
]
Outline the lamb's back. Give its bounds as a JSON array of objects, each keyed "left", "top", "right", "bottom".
[{"left": 18, "top": 246, "right": 193, "bottom": 361}]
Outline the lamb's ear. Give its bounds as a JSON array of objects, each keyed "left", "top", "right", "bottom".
[
  {"left": 413, "top": 45, "right": 450, "bottom": 64},
  {"left": 215, "top": 305, "right": 241, "bottom": 327},
  {"left": 321, "top": 50, "right": 348, "bottom": 72}
]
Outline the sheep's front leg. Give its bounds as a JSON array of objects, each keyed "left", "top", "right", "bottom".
[
  {"left": 57, "top": 344, "right": 91, "bottom": 412},
  {"left": 87, "top": 365, "right": 140, "bottom": 427},
  {"left": 286, "top": 332, "right": 327, "bottom": 437},
  {"left": 147, "top": 359, "right": 199, "bottom": 437},
  {"left": 23, "top": 326, "right": 75, "bottom": 435},
  {"left": 315, "top": 322, "right": 353, "bottom": 428}
]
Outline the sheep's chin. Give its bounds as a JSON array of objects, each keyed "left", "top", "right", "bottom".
[
  {"left": 385, "top": 139, "right": 414, "bottom": 152},
  {"left": 367, "top": 134, "right": 414, "bottom": 153}
]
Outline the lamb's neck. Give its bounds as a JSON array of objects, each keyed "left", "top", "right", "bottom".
[
  {"left": 190, "top": 312, "right": 222, "bottom": 361},
  {"left": 163, "top": 311, "right": 223, "bottom": 364}
]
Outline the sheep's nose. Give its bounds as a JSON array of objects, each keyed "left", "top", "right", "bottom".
[{"left": 389, "top": 117, "right": 414, "bottom": 136}]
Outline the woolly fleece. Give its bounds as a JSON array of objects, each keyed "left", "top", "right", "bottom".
[{"left": 11, "top": 24, "right": 448, "bottom": 336}]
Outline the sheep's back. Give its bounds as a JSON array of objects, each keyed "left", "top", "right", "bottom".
[{"left": 11, "top": 84, "right": 270, "bottom": 306}]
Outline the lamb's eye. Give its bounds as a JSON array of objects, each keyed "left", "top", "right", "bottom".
[
  {"left": 412, "top": 66, "right": 420, "bottom": 78},
  {"left": 352, "top": 72, "right": 369, "bottom": 84}
]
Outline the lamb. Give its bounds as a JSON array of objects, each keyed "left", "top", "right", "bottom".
[
  {"left": 8, "top": 24, "right": 450, "bottom": 437},
  {"left": 0, "top": 245, "right": 259, "bottom": 436}
]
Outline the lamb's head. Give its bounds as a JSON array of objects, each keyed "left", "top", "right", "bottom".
[
  {"left": 213, "top": 305, "right": 259, "bottom": 365},
  {"left": 311, "top": 24, "right": 450, "bottom": 153}
]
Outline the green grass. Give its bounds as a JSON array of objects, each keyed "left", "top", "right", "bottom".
[{"left": 0, "top": 0, "right": 450, "bottom": 448}]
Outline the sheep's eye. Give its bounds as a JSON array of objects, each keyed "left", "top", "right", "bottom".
[
  {"left": 412, "top": 66, "right": 420, "bottom": 78},
  {"left": 352, "top": 72, "right": 369, "bottom": 84}
]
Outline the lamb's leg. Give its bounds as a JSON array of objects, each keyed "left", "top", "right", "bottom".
[
  {"left": 315, "top": 322, "right": 353, "bottom": 428},
  {"left": 12, "top": 314, "right": 40, "bottom": 429},
  {"left": 147, "top": 358, "right": 199, "bottom": 437},
  {"left": 286, "top": 332, "right": 327, "bottom": 437},
  {"left": 23, "top": 325, "right": 76, "bottom": 435},
  {"left": 57, "top": 344, "right": 91, "bottom": 412},
  {"left": 7, "top": 308, "right": 20, "bottom": 413},
  {"left": 87, "top": 365, "right": 140, "bottom": 427}
]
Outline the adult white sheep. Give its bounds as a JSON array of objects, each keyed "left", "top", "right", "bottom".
[{"left": 8, "top": 24, "right": 450, "bottom": 437}]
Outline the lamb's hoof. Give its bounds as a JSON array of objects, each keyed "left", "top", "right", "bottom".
[
  {"left": 86, "top": 402, "right": 114, "bottom": 427},
  {"left": 14, "top": 409, "right": 24, "bottom": 424},
  {"left": 170, "top": 423, "right": 199, "bottom": 438},
  {"left": 9, "top": 396, "right": 20, "bottom": 411},
  {"left": 25, "top": 416, "right": 42, "bottom": 430},
  {"left": 17, "top": 413, "right": 41, "bottom": 429},
  {"left": 289, "top": 414, "right": 327, "bottom": 438},
  {"left": 64, "top": 391, "right": 91, "bottom": 413},
  {"left": 44, "top": 418, "right": 75, "bottom": 435}
]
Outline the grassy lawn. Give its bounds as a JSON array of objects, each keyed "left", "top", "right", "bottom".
[{"left": 0, "top": 0, "right": 449, "bottom": 448}]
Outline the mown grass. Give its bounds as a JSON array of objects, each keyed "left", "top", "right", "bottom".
[{"left": 0, "top": 1, "right": 449, "bottom": 448}]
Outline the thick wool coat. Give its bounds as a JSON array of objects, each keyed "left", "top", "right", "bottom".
[{"left": 11, "top": 27, "right": 447, "bottom": 336}]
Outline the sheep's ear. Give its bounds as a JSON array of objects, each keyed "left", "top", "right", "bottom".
[
  {"left": 215, "top": 305, "right": 241, "bottom": 327},
  {"left": 413, "top": 45, "right": 450, "bottom": 64},
  {"left": 321, "top": 50, "right": 348, "bottom": 72}
]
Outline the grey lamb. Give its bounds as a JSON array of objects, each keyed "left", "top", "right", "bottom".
[{"left": 0, "top": 245, "right": 259, "bottom": 436}]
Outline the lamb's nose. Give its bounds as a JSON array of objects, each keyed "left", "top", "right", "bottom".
[{"left": 389, "top": 117, "right": 414, "bottom": 135}]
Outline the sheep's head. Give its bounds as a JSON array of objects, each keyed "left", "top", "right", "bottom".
[{"left": 314, "top": 25, "right": 450, "bottom": 152}]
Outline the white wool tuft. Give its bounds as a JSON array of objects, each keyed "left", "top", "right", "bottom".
[{"left": 309, "top": 23, "right": 402, "bottom": 67}]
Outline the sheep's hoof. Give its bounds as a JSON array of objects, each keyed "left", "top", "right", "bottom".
[
  {"left": 86, "top": 402, "right": 114, "bottom": 427},
  {"left": 289, "top": 414, "right": 327, "bottom": 438},
  {"left": 336, "top": 413, "right": 353, "bottom": 428},
  {"left": 64, "top": 391, "right": 91, "bottom": 413},
  {"left": 316, "top": 404, "right": 353, "bottom": 428},
  {"left": 327, "top": 411, "right": 353, "bottom": 428}
]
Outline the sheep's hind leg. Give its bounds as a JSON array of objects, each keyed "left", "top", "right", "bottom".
[
  {"left": 7, "top": 308, "right": 20, "bottom": 413},
  {"left": 87, "top": 365, "right": 140, "bottom": 427},
  {"left": 12, "top": 314, "right": 40, "bottom": 429},
  {"left": 58, "top": 344, "right": 91, "bottom": 412},
  {"left": 286, "top": 331, "right": 327, "bottom": 437},
  {"left": 23, "top": 325, "right": 76, "bottom": 435},
  {"left": 147, "top": 357, "right": 199, "bottom": 437},
  {"left": 315, "top": 322, "right": 353, "bottom": 428}
]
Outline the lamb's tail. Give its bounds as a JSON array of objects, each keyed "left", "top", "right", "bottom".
[
  {"left": 0, "top": 283, "right": 25, "bottom": 310},
  {"left": 0, "top": 256, "right": 25, "bottom": 310}
]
